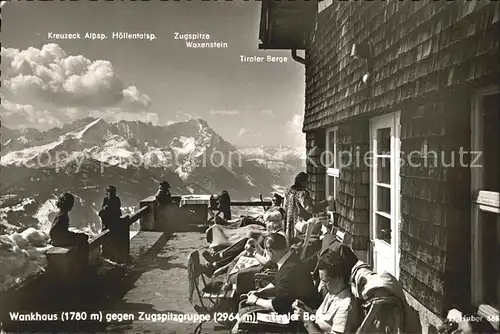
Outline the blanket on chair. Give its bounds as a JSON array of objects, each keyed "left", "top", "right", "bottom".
[
  {"left": 206, "top": 224, "right": 267, "bottom": 249},
  {"left": 350, "top": 261, "right": 421, "bottom": 333}
]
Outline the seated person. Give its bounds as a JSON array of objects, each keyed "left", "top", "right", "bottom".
[
  {"left": 198, "top": 212, "right": 289, "bottom": 298},
  {"left": 244, "top": 233, "right": 321, "bottom": 314},
  {"left": 245, "top": 210, "right": 289, "bottom": 262},
  {"left": 212, "top": 193, "right": 285, "bottom": 229},
  {"left": 202, "top": 211, "right": 286, "bottom": 275},
  {"left": 50, "top": 192, "right": 89, "bottom": 247},
  {"left": 265, "top": 193, "right": 285, "bottom": 217},
  {"left": 293, "top": 248, "right": 361, "bottom": 334}
]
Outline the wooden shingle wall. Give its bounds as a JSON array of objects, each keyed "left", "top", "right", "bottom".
[
  {"left": 303, "top": 0, "right": 499, "bottom": 316},
  {"left": 304, "top": 0, "right": 499, "bottom": 131},
  {"left": 306, "top": 131, "right": 326, "bottom": 204},
  {"left": 336, "top": 119, "right": 370, "bottom": 251},
  {"left": 399, "top": 91, "right": 471, "bottom": 315}
]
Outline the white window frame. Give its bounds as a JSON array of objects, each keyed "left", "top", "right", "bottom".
[
  {"left": 471, "top": 86, "right": 500, "bottom": 329},
  {"left": 325, "top": 127, "right": 339, "bottom": 222},
  {"left": 318, "top": 0, "right": 334, "bottom": 13},
  {"left": 369, "top": 111, "right": 401, "bottom": 279}
]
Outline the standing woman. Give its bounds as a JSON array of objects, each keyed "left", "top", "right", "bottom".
[
  {"left": 283, "top": 172, "right": 314, "bottom": 240},
  {"left": 284, "top": 172, "right": 333, "bottom": 240},
  {"left": 49, "top": 192, "right": 89, "bottom": 247},
  {"left": 217, "top": 190, "right": 232, "bottom": 221}
]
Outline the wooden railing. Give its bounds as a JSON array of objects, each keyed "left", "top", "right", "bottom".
[
  {"left": 19, "top": 195, "right": 273, "bottom": 284},
  {"left": 45, "top": 205, "right": 150, "bottom": 281},
  {"left": 230, "top": 201, "right": 272, "bottom": 207},
  {"left": 1, "top": 193, "right": 277, "bottom": 331}
]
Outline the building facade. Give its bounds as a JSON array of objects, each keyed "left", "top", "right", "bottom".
[{"left": 259, "top": 0, "right": 499, "bottom": 331}]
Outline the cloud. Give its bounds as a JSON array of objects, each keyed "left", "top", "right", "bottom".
[
  {"left": 285, "top": 113, "right": 305, "bottom": 152},
  {"left": 286, "top": 113, "right": 303, "bottom": 135},
  {"left": 261, "top": 109, "right": 274, "bottom": 117},
  {"left": 238, "top": 128, "right": 248, "bottom": 136},
  {"left": 210, "top": 109, "right": 240, "bottom": 116},
  {"left": 0, "top": 44, "right": 154, "bottom": 129},
  {"left": 0, "top": 100, "right": 63, "bottom": 129},
  {"left": 122, "top": 85, "right": 151, "bottom": 112}
]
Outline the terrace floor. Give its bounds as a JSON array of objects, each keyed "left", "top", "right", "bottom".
[{"left": 101, "top": 230, "right": 230, "bottom": 334}]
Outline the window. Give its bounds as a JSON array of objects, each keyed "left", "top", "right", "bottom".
[
  {"left": 471, "top": 87, "right": 500, "bottom": 329},
  {"left": 318, "top": 0, "right": 333, "bottom": 13},
  {"left": 325, "top": 127, "right": 339, "bottom": 223}
]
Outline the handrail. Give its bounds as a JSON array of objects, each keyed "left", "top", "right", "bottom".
[
  {"left": 230, "top": 201, "right": 272, "bottom": 207},
  {"left": 87, "top": 206, "right": 149, "bottom": 247},
  {"left": 127, "top": 205, "right": 149, "bottom": 224},
  {"left": 88, "top": 229, "right": 111, "bottom": 245}
]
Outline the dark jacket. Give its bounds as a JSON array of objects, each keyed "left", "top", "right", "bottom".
[
  {"left": 50, "top": 211, "right": 70, "bottom": 243},
  {"left": 50, "top": 211, "right": 88, "bottom": 247},
  {"left": 217, "top": 196, "right": 231, "bottom": 220},
  {"left": 101, "top": 196, "right": 122, "bottom": 218},
  {"left": 271, "top": 251, "right": 321, "bottom": 314},
  {"left": 99, "top": 196, "right": 122, "bottom": 230},
  {"left": 155, "top": 189, "right": 172, "bottom": 205}
]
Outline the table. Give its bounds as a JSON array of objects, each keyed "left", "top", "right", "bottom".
[
  {"left": 179, "top": 195, "right": 213, "bottom": 225},
  {"left": 179, "top": 195, "right": 212, "bottom": 207}
]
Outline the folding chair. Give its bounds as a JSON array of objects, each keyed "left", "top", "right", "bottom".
[
  {"left": 189, "top": 250, "right": 239, "bottom": 334},
  {"left": 187, "top": 250, "right": 212, "bottom": 312}
]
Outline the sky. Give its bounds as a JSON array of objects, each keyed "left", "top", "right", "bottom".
[{"left": 0, "top": 0, "right": 306, "bottom": 148}]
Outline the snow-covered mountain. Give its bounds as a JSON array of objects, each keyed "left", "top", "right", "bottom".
[
  {"left": 0, "top": 118, "right": 305, "bottom": 235},
  {"left": 238, "top": 145, "right": 305, "bottom": 161},
  {"left": 237, "top": 144, "right": 305, "bottom": 185}
]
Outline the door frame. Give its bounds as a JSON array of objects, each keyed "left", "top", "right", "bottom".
[
  {"left": 369, "top": 111, "right": 401, "bottom": 278},
  {"left": 470, "top": 86, "right": 500, "bottom": 321}
]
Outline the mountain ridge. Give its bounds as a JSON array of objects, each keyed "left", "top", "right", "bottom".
[{"left": 0, "top": 117, "right": 304, "bottom": 235}]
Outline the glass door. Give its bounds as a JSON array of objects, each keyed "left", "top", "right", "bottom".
[{"left": 369, "top": 112, "right": 400, "bottom": 277}]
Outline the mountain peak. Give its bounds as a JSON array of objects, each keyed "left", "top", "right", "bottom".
[
  {"left": 69, "top": 117, "right": 109, "bottom": 141},
  {"left": 183, "top": 118, "right": 209, "bottom": 127}
]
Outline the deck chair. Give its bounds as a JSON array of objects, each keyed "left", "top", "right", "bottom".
[
  {"left": 253, "top": 221, "right": 318, "bottom": 288},
  {"left": 188, "top": 250, "right": 236, "bottom": 312},
  {"left": 187, "top": 250, "right": 212, "bottom": 312},
  {"left": 189, "top": 250, "right": 240, "bottom": 334},
  {"left": 235, "top": 224, "right": 324, "bottom": 333}
]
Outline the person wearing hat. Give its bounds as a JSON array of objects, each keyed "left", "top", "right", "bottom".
[
  {"left": 99, "top": 185, "right": 122, "bottom": 230},
  {"left": 155, "top": 181, "right": 172, "bottom": 205}
]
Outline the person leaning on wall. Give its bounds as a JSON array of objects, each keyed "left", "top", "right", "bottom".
[
  {"left": 99, "top": 185, "right": 122, "bottom": 230},
  {"left": 155, "top": 181, "right": 173, "bottom": 205},
  {"left": 49, "top": 192, "right": 89, "bottom": 253},
  {"left": 217, "top": 190, "right": 231, "bottom": 220}
]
